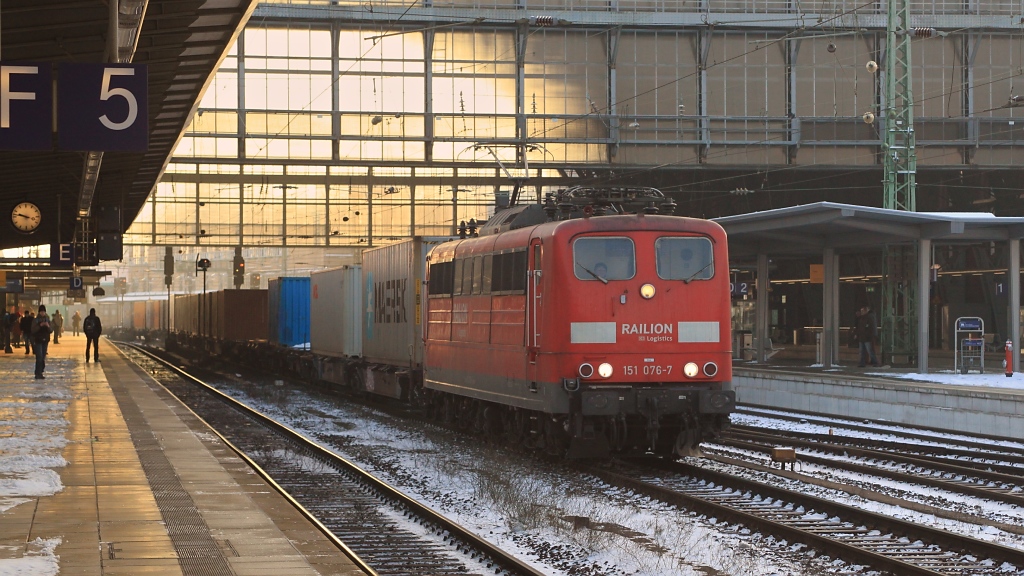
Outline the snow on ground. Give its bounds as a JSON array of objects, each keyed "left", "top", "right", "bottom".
[
  {"left": 0, "top": 359, "right": 73, "bottom": 572},
  {"left": 877, "top": 369, "right": 1024, "bottom": 390},
  {"left": 229, "top": 385, "right": 826, "bottom": 576},
  {"left": 0, "top": 538, "right": 62, "bottom": 576}
]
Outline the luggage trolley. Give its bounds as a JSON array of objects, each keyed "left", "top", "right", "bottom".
[{"left": 954, "top": 317, "right": 985, "bottom": 374}]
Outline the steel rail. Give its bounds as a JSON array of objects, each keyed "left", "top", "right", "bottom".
[
  {"left": 587, "top": 464, "right": 946, "bottom": 576},
  {"left": 122, "top": 344, "right": 379, "bottom": 576},
  {"left": 733, "top": 423, "right": 1024, "bottom": 473},
  {"left": 644, "top": 458, "right": 1024, "bottom": 572},
  {"left": 720, "top": 433, "right": 1024, "bottom": 507},
  {"left": 737, "top": 405, "right": 1024, "bottom": 456},
  {"left": 125, "top": 343, "right": 548, "bottom": 576}
]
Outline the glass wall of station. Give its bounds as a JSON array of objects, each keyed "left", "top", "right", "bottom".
[{"left": 119, "top": 2, "right": 1024, "bottom": 296}]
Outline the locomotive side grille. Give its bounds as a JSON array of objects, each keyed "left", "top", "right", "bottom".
[
  {"left": 676, "top": 322, "right": 720, "bottom": 342},
  {"left": 570, "top": 322, "right": 617, "bottom": 344}
]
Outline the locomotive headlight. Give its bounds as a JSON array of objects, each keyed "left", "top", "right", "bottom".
[
  {"left": 597, "top": 363, "right": 614, "bottom": 378},
  {"left": 703, "top": 362, "right": 719, "bottom": 377},
  {"left": 683, "top": 362, "right": 700, "bottom": 377},
  {"left": 640, "top": 283, "right": 656, "bottom": 299},
  {"left": 579, "top": 363, "right": 595, "bottom": 378}
]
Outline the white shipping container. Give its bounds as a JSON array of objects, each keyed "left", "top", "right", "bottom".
[
  {"left": 310, "top": 265, "right": 362, "bottom": 358},
  {"left": 361, "top": 237, "right": 454, "bottom": 367}
]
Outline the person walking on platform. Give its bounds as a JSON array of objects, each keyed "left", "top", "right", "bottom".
[
  {"left": 2, "top": 306, "right": 12, "bottom": 353},
  {"left": 51, "top": 310, "right": 64, "bottom": 344},
  {"left": 71, "top": 310, "right": 81, "bottom": 336},
  {"left": 855, "top": 305, "right": 880, "bottom": 367},
  {"left": 31, "top": 305, "right": 52, "bottom": 379},
  {"left": 83, "top": 308, "right": 102, "bottom": 363},
  {"left": 20, "top": 311, "right": 34, "bottom": 355},
  {"left": 10, "top": 309, "right": 22, "bottom": 350}
]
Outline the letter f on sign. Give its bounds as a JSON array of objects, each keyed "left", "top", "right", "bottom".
[{"left": 1, "top": 66, "right": 38, "bottom": 128}]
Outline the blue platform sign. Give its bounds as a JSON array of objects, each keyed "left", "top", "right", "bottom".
[
  {"left": 58, "top": 63, "right": 148, "bottom": 152},
  {"left": 69, "top": 277, "right": 83, "bottom": 290},
  {"left": 0, "top": 62, "right": 53, "bottom": 150},
  {"left": 956, "top": 317, "right": 982, "bottom": 331},
  {"left": 5, "top": 277, "right": 23, "bottom": 294}
]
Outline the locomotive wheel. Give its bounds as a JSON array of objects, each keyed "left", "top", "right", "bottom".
[
  {"left": 542, "top": 417, "right": 568, "bottom": 457},
  {"left": 673, "top": 428, "right": 700, "bottom": 458},
  {"left": 501, "top": 410, "right": 526, "bottom": 447}
]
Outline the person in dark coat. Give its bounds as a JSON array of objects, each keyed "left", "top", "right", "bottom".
[
  {"left": 855, "top": 305, "right": 880, "bottom": 367},
  {"left": 10, "top": 309, "right": 23, "bottom": 350},
  {"left": 1, "top": 306, "right": 11, "bottom": 353},
  {"left": 83, "top": 308, "right": 103, "bottom": 363},
  {"left": 20, "top": 311, "right": 34, "bottom": 355},
  {"left": 30, "top": 305, "right": 52, "bottom": 379}
]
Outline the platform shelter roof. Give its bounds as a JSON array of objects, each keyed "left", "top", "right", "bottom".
[
  {"left": 715, "top": 202, "right": 1024, "bottom": 258},
  {"left": 0, "top": 0, "right": 257, "bottom": 251}
]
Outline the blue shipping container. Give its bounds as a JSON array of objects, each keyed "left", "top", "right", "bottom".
[{"left": 268, "top": 277, "right": 311, "bottom": 347}]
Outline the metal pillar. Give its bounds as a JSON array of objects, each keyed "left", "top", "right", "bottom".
[
  {"left": 822, "top": 248, "right": 836, "bottom": 369},
  {"left": 756, "top": 253, "right": 769, "bottom": 363},
  {"left": 1010, "top": 238, "right": 1021, "bottom": 372},
  {"left": 917, "top": 238, "right": 931, "bottom": 373},
  {"left": 882, "top": 0, "right": 916, "bottom": 212},
  {"left": 882, "top": 244, "right": 917, "bottom": 364},
  {"left": 880, "top": 0, "right": 918, "bottom": 366}
]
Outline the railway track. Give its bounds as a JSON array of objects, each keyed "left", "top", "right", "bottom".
[
  {"left": 720, "top": 429, "right": 1024, "bottom": 507},
  {"left": 737, "top": 406, "right": 1024, "bottom": 464},
  {"left": 121, "top": 344, "right": 546, "bottom": 576},
  {"left": 589, "top": 458, "right": 1024, "bottom": 576}
]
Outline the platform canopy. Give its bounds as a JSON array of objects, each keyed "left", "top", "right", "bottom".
[
  {"left": 716, "top": 202, "right": 1024, "bottom": 259},
  {"left": 0, "top": 0, "right": 257, "bottom": 251},
  {"left": 715, "top": 202, "right": 1024, "bottom": 374}
]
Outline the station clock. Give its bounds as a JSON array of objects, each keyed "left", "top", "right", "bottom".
[{"left": 11, "top": 201, "right": 41, "bottom": 234}]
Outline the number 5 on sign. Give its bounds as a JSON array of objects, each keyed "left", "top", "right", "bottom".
[
  {"left": 57, "top": 63, "right": 148, "bottom": 152},
  {"left": 98, "top": 69, "right": 138, "bottom": 131}
]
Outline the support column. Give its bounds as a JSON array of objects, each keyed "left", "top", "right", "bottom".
[
  {"left": 1010, "top": 238, "right": 1021, "bottom": 372},
  {"left": 917, "top": 238, "right": 931, "bottom": 373},
  {"left": 822, "top": 248, "right": 836, "bottom": 369},
  {"left": 756, "top": 253, "right": 769, "bottom": 363}
]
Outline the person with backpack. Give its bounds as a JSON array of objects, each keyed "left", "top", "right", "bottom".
[
  {"left": 84, "top": 308, "right": 102, "bottom": 363},
  {"left": 31, "top": 305, "right": 52, "bottom": 379}
]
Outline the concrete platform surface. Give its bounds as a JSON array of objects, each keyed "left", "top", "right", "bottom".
[{"left": 0, "top": 332, "right": 367, "bottom": 575}]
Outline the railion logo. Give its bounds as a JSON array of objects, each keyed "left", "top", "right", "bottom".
[{"left": 621, "top": 323, "right": 674, "bottom": 335}]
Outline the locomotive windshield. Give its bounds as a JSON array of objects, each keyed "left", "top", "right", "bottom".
[
  {"left": 656, "top": 237, "right": 714, "bottom": 281},
  {"left": 573, "top": 237, "right": 635, "bottom": 281}
]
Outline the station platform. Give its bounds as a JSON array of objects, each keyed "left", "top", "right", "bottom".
[
  {"left": 0, "top": 332, "right": 366, "bottom": 575},
  {"left": 733, "top": 350, "right": 1024, "bottom": 439}
]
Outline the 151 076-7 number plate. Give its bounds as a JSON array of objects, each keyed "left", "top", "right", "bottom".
[{"left": 622, "top": 365, "right": 673, "bottom": 376}]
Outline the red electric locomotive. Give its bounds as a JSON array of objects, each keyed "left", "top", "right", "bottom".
[{"left": 423, "top": 187, "right": 734, "bottom": 457}]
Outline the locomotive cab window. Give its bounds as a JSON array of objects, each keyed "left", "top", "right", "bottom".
[
  {"left": 573, "top": 237, "right": 635, "bottom": 281},
  {"left": 656, "top": 237, "right": 714, "bottom": 281}
]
